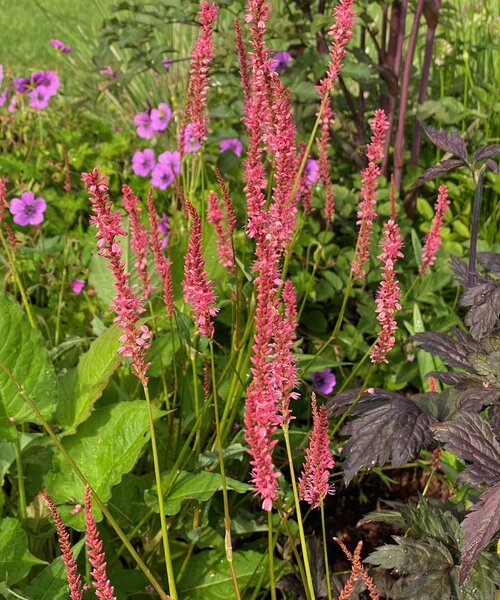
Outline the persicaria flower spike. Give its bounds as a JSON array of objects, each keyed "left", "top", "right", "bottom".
[
  {"left": 178, "top": 1, "right": 218, "bottom": 154},
  {"left": 42, "top": 492, "right": 83, "bottom": 600},
  {"left": 122, "top": 185, "right": 153, "bottom": 299},
  {"left": 147, "top": 190, "right": 174, "bottom": 318},
  {"left": 82, "top": 168, "right": 151, "bottom": 385},
  {"left": 370, "top": 187, "right": 404, "bottom": 364},
  {"left": 419, "top": 184, "right": 450, "bottom": 274},
  {"left": 182, "top": 201, "right": 219, "bottom": 338},
  {"left": 351, "top": 109, "right": 389, "bottom": 281},
  {"left": 298, "top": 393, "right": 335, "bottom": 508},
  {"left": 84, "top": 485, "right": 116, "bottom": 600},
  {"left": 207, "top": 191, "right": 235, "bottom": 272}
]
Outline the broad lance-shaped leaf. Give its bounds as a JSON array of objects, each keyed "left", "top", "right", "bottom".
[
  {"left": 460, "top": 281, "right": 500, "bottom": 340},
  {"left": 55, "top": 325, "right": 122, "bottom": 433},
  {"left": 43, "top": 400, "right": 164, "bottom": 528},
  {"left": 415, "top": 158, "right": 464, "bottom": 186},
  {"left": 145, "top": 470, "right": 250, "bottom": 515},
  {"left": 0, "top": 295, "right": 59, "bottom": 423},
  {"left": 177, "top": 549, "right": 290, "bottom": 599},
  {"left": 472, "top": 144, "right": 500, "bottom": 163},
  {"left": 0, "top": 517, "right": 47, "bottom": 585},
  {"left": 341, "top": 396, "right": 435, "bottom": 485},
  {"left": 422, "top": 124, "right": 468, "bottom": 160},
  {"left": 431, "top": 413, "right": 500, "bottom": 486},
  {"left": 413, "top": 328, "right": 481, "bottom": 373},
  {"left": 460, "top": 483, "right": 500, "bottom": 584}
]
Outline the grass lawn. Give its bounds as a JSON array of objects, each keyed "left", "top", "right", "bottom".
[{"left": 0, "top": 0, "right": 113, "bottom": 72}]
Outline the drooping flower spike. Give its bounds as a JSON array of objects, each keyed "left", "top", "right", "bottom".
[{"left": 82, "top": 168, "right": 151, "bottom": 385}]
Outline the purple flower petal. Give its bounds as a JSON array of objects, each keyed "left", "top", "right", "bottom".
[
  {"left": 150, "top": 102, "right": 172, "bottom": 132},
  {"left": 305, "top": 159, "right": 319, "bottom": 185},
  {"left": 151, "top": 163, "right": 175, "bottom": 190},
  {"left": 50, "top": 39, "right": 72, "bottom": 53},
  {"left": 71, "top": 279, "right": 85, "bottom": 294},
  {"left": 271, "top": 51, "right": 292, "bottom": 73},
  {"left": 31, "top": 71, "right": 59, "bottom": 96},
  {"left": 162, "top": 58, "right": 172, "bottom": 71},
  {"left": 180, "top": 123, "right": 201, "bottom": 153},
  {"left": 311, "top": 368, "right": 336, "bottom": 395},
  {"left": 134, "top": 111, "right": 154, "bottom": 139},
  {"left": 132, "top": 148, "right": 156, "bottom": 177},
  {"left": 219, "top": 138, "right": 243, "bottom": 157},
  {"left": 28, "top": 85, "right": 50, "bottom": 110},
  {"left": 10, "top": 191, "right": 46, "bottom": 226},
  {"left": 157, "top": 150, "right": 181, "bottom": 176}
]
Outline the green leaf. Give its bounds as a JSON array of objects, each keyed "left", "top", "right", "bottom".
[
  {"left": 23, "top": 539, "right": 85, "bottom": 600},
  {"left": 413, "top": 303, "right": 440, "bottom": 392},
  {"left": 0, "top": 433, "right": 40, "bottom": 484},
  {"left": 177, "top": 549, "right": 289, "bottom": 598},
  {"left": 0, "top": 518, "right": 46, "bottom": 585},
  {"left": 88, "top": 251, "right": 116, "bottom": 308},
  {"left": 0, "top": 295, "right": 59, "bottom": 424},
  {"left": 411, "top": 228, "right": 422, "bottom": 267},
  {"left": 145, "top": 470, "right": 250, "bottom": 515},
  {"left": 44, "top": 401, "right": 164, "bottom": 526},
  {"left": 55, "top": 326, "right": 123, "bottom": 433},
  {"left": 416, "top": 197, "right": 435, "bottom": 221}
]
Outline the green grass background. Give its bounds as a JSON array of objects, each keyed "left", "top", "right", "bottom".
[{"left": 0, "top": 0, "right": 113, "bottom": 72}]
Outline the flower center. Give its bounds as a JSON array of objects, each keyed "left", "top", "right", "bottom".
[{"left": 24, "top": 204, "right": 36, "bottom": 216}]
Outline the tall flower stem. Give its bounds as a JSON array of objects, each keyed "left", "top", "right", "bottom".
[
  {"left": 209, "top": 340, "right": 241, "bottom": 600},
  {"left": 15, "top": 437, "right": 27, "bottom": 524},
  {"left": 0, "top": 361, "right": 169, "bottom": 599},
  {"left": 0, "top": 229, "right": 37, "bottom": 329},
  {"left": 283, "top": 425, "right": 315, "bottom": 600},
  {"left": 468, "top": 165, "right": 486, "bottom": 286},
  {"left": 268, "top": 511, "right": 276, "bottom": 600},
  {"left": 142, "top": 384, "right": 177, "bottom": 600},
  {"left": 320, "top": 498, "right": 333, "bottom": 600}
]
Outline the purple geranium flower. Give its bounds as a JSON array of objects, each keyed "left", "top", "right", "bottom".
[
  {"left": 31, "top": 71, "right": 59, "bottom": 96},
  {"left": 134, "top": 110, "right": 154, "bottom": 139},
  {"left": 132, "top": 148, "right": 156, "bottom": 177},
  {"left": 99, "top": 66, "right": 118, "bottom": 79},
  {"left": 159, "top": 212, "right": 170, "bottom": 249},
  {"left": 10, "top": 192, "right": 46, "bottom": 226},
  {"left": 150, "top": 102, "right": 172, "bottom": 132},
  {"left": 181, "top": 123, "right": 201, "bottom": 153},
  {"left": 28, "top": 85, "right": 50, "bottom": 110},
  {"left": 158, "top": 150, "right": 181, "bottom": 176},
  {"left": 219, "top": 138, "right": 243, "bottom": 157},
  {"left": 162, "top": 58, "right": 172, "bottom": 71},
  {"left": 0, "top": 88, "right": 7, "bottom": 107},
  {"left": 271, "top": 51, "right": 292, "bottom": 73},
  {"left": 14, "top": 77, "right": 31, "bottom": 93},
  {"left": 50, "top": 39, "right": 72, "bottom": 53},
  {"left": 8, "top": 95, "right": 17, "bottom": 113},
  {"left": 71, "top": 279, "right": 85, "bottom": 294},
  {"left": 305, "top": 159, "right": 319, "bottom": 185},
  {"left": 311, "top": 368, "right": 336, "bottom": 396}
]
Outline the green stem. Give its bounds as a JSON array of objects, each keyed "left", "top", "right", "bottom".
[
  {"left": 268, "top": 511, "right": 276, "bottom": 600},
  {"left": 320, "top": 499, "right": 332, "bottom": 600},
  {"left": 209, "top": 340, "right": 241, "bottom": 600},
  {"left": 0, "top": 229, "right": 37, "bottom": 329},
  {"left": 143, "top": 384, "right": 177, "bottom": 600},
  {"left": 283, "top": 426, "right": 315, "bottom": 600},
  {"left": 15, "top": 437, "right": 27, "bottom": 524},
  {"left": 0, "top": 361, "right": 169, "bottom": 599}
]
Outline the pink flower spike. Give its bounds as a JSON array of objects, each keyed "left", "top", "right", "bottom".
[
  {"left": 42, "top": 492, "right": 83, "bottom": 600},
  {"left": 178, "top": 1, "right": 218, "bottom": 154},
  {"left": 419, "top": 184, "right": 450, "bottom": 275},
  {"left": 298, "top": 393, "right": 335, "bottom": 508},
  {"left": 351, "top": 109, "right": 389, "bottom": 281},
  {"left": 370, "top": 190, "right": 404, "bottom": 365},
  {"left": 207, "top": 191, "right": 234, "bottom": 272},
  {"left": 147, "top": 189, "right": 174, "bottom": 319},
  {"left": 122, "top": 185, "right": 153, "bottom": 299},
  {"left": 81, "top": 168, "right": 151, "bottom": 385},
  {"left": 84, "top": 486, "right": 116, "bottom": 600},
  {"left": 182, "top": 201, "right": 219, "bottom": 338}
]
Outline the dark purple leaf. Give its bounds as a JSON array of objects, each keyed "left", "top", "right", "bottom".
[
  {"left": 414, "top": 158, "right": 464, "bottom": 186},
  {"left": 326, "top": 388, "right": 404, "bottom": 416},
  {"left": 450, "top": 256, "right": 491, "bottom": 288},
  {"left": 341, "top": 398, "right": 435, "bottom": 484},
  {"left": 423, "top": 125, "right": 468, "bottom": 159},
  {"left": 472, "top": 144, "right": 500, "bottom": 163},
  {"left": 485, "top": 159, "right": 499, "bottom": 174},
  {"left": 478, "top": 252, "right": 500, "bottom": 275},
  {"left": 431, "top": 413, "right": 500, "bottom": 486},
  {"left": 456, "top": 386, "right": 500, "bottom": 412},
  {"left": 459, "top": 483, "right": 500, "bottom": 584},
  {"left": 413, "top": 329, "right": 481, "bottom": 373},
  {"left": 460, "top": 282, "right": 500, "bottom": 339}
]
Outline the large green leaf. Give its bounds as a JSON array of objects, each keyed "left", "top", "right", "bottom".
[
  {"left": 23, "top": 539, "right": 85, "bottom": 600},
  {"left": 177, "top": 549, "right": 289, "bottom": 599},
  {"left": 0, "top": 295, "right": 59, "bottom": 423},
  {"left": 145, "top": 470, "right": 250, "bottom": 515},
  {"left": 55, "top": 326, "right": 122, "bottom": 433},
  {"left": 0, "top": 518, "right": 46, "bottom": 585},
  {"left": 44, "top": 400, "right": 164, "bottom": 525},
  {"left": 0, "top": 433, "right": 40, "bottom": 484}
]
